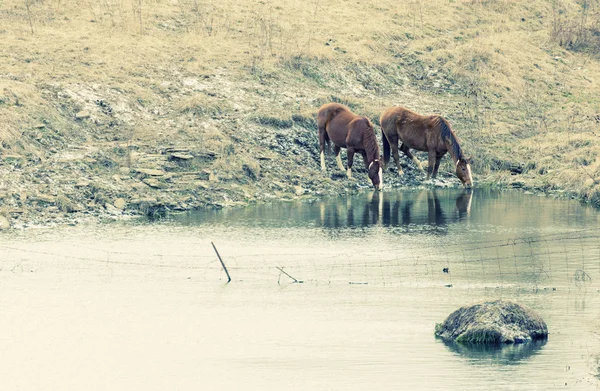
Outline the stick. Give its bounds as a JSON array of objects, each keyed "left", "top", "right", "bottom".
[
  {"left": 211, "top": 242, "right": 231, "bottom": 283},
  {"left": 276, "top": 267, "right": 303, "bottom": 283}
]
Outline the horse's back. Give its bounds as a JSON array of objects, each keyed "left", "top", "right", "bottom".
[
  {"left": 381, "top": 106, "right": 432, "bottom": 151},
  {"left": 317, "top": 103, "right": 352, "bottom": 127}
]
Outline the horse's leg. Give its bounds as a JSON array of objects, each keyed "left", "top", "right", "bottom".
[
  {"left": 427, "top": 150, "right": 436, "bottom": 179},
  {"left": 432, "top": 153, "right": 444, "bottom": 178},
  {"left": 390, "top": 142, "right": 404, "bottom": 176},
  {"left": 334, "top": 145, "right": 345, "bottom": 172},
  {"left": 318, "top": 126, "right": 327, "bottom": 171},
  {"left": 346, "top": 148, "right": 355, "bottom": 179},
  {"left": 400, "top": 143, "right": 424, "bottom": 172}
]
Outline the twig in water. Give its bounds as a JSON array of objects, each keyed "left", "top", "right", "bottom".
[
  {"left": 211, "top": 242, "right": 231, "bottom": 283},
  {"left": 276, "top": 266, "right": 303, "bottom": 284}
]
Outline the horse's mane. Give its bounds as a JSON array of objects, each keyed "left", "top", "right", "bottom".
[
  {"left": 436, "top": 116, "right": 464, "bottom": 160},
  {"left": 360, "top": 118, "right": 380, "bottom": 161}
]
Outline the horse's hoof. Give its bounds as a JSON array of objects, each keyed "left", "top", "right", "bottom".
[{"left": 398, "top": 169, "right": 404, "bottom": 176}]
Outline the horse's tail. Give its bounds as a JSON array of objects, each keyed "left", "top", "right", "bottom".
[
  {"left": 382, "top": 127, "right": 390, "bottom": 168},
  {"left": 317, "top": 106, "right": 338, "bottom": 149}
]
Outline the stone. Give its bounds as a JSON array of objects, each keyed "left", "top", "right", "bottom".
[
  {"left": 168, "top": 153, "right": 194, "bottom": 161},
  {"left": 105, "top": 203, "right": 122, "bottom": 215},
  {"left": 136, "top": 168, "right": 165, "bottom": 176},
  {"left": 0, "top": 215, "right": 10, "bottom": 230},
  {"left": 130, "top": 197, "right": 158, "bottom": 205},
  {"left": 435, "top": 300, "right": 548, "bottom": 344},
  {"left": 32, "top": 194, "right": 56, "bottom": 203},
  {"left": 113, "top": 198, "right": 126, "bottom": 210},
  {"left": 142, "top": 178, "right": 167, "bottom": 189},
  {"left": 75, "top": 111, "right": 91, "bottom": 120}
]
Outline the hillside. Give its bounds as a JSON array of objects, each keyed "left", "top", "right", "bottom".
[{"left": 1, "top": 0, "right": 600, "bottom": 227}]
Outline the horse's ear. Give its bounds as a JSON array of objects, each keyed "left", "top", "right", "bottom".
[{"left": 466, "top": 156, "right": 473, "bottom": 164}]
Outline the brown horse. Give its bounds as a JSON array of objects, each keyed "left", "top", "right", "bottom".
[
  {"left": 317, "top": 103, "right": 383, "bottom": 190},
  {"left": 380, "top": 106, "right": 473, "bottom": 188}
]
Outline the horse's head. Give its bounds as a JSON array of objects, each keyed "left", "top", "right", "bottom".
[
  {"left": 368, "top": 158, "right": 383, "bottom": 191},
  {"left": 455, "top": 158, "right": 473, "bottom": 188}
]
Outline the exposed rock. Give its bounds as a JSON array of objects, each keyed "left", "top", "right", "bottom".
[
  {"left": 130, "top": 197, "right": 158, "bottom": 205},
  {"left": 113, "top": 198, "right": 126, "bottom": 210},
  {"left": 142, "top": 178, "right": 167, "bottom": 189},
  {"left": 75, "top": 110, "right": 91, "bottom": 120},
  {"left": 105, "top": 203, "right": 122, "bottom": 215},
  {"left": 295, "top": 185, "right": 306, "bottom": 196},
  {"left": 31, "top": 194, "right": 56, "bottom": 203},
  {"left": 0, "top": 215, "right": 10, "bottom": 230},
  {"left": 168, "top": 153, "right": 194, "bottom": 161},
  {"left": 136, "top": 168, "right": 165, "bottom": 176},
  {"left": 435, "top": 300, "right": 548, "bottom": 344}
]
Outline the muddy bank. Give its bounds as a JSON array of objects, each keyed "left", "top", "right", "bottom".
[{"left": 0, "top": 139, "right": 465, "bottom": 230}]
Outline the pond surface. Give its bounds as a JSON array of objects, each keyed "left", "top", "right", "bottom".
[{"left": 1, "top": 188, "right": 599, "bottom": 390}]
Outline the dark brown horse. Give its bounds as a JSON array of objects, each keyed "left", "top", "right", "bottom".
[
  {"left": 380, "top": 106, "right": 473, "bottom": 188},
  {"left": 317, "top": 103, "right": 383, "bottom": 190}
]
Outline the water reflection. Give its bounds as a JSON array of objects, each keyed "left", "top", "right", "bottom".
[
  {"left": 170, "top": 189, "right": 474, "bottom": 231},
  {"left": 440, "top": 339, "right": 547, "bottom": 365},
  {"left": 317, "top": 189, "right": 473, "bottom": 230}
]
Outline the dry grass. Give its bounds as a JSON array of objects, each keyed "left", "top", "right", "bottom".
[{"left": 2, "top": 0, "right": 600, "bottom": 203}]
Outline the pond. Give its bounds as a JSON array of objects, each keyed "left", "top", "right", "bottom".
[{"left": 0, "top": 188, "right": 599, "bottom": 390}]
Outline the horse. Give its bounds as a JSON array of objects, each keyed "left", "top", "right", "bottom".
[
  {"left": 380, "top": 106, "right": 473, "bottom": 188},
  {"left": 317, "top": 103, "right": 383, "bottom": 190}
]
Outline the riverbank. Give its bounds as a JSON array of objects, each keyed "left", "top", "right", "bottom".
[{"left": 1, "top": 0, "right": 600, "bottom": 229}]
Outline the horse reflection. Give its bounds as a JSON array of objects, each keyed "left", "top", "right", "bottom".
[
  {"left": 455, "top": 189, "right": 473, "bottom": 219},
  {"left": 316, "top": 189, "right": 473, "bottom": 229}
]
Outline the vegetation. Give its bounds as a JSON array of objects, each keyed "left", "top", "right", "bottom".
[
  {"left": 2, "top": 0, "right": 600, "bottom": 224},
  {"left": 435, "top": 300, "right": 548, "bottom": 344}
]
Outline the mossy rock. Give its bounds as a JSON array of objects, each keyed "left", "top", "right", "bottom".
[{"left": 435, "top": 300, "right": 548, "bottom": 344}]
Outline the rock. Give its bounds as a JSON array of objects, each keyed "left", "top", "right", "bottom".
[
  {"left": 119, "top": 167, "right": 132, "bottom": 175},
  {"left": 294, "top": 186, "right": 306, "bottom": 196},
  {"left": 3, "top": 154, "right": 24, "bottom": 161},
  {"left": 142, "top": 178, "right": 167, "bottom": 189},
  {"left": 168, "top": 153, "right": 194, "bottom": 161},
  {"left": 435, "top": 300, "right": 548, "bottom": 344},
  {"left": 113, "top": 198, "right": 126, "bottom": 210},
  {"left": 32, "top": 194, "right": 56, "bottom": 203},
  {"left": 0, "top": 215, "right": 10, "bottom": 230},
  {"left": 105, "top": 203, "right": 122, "bottom": 215},
  {"left": 130, "top": 197, "right": 158, "bottom": 205},
  {"left": 75, "top": 111, "right": 91, "bottom": 120},
  {"left": 136, "top": 168, "right": 165, "bottom": 176}
]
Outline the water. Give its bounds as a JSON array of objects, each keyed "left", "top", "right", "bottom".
[{"left": 0, "top": 188, "right": 599, "bottom": 390}]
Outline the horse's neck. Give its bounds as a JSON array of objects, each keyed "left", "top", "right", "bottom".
[
  {"left": 364, "top": 137, "right": 378, "bottom": 163},
  {"left": 365, "top": 148, "right": 378, "bottom": 163},
  {"left": 444, "top": 137, "right": 462, "bottom": 163}
]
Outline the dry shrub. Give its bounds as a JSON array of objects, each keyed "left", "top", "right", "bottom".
[
  {"left": 551, "top": 0, "right": 600, "bottom": 54},
  {"left": 176, "top": 94, "right": 230, "bottom": 117}
]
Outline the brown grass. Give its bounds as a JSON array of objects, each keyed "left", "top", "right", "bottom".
[{"left": 2, "top": 0, "right": 600, "bottom": 204}]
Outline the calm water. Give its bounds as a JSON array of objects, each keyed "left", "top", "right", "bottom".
[{"left": 1, "top": 188, "right": 599, "bottom": 390}]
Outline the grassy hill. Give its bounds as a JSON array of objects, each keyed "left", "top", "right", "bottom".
[{"left": 1, "top": 0, "right": 600, "bottom": 226}]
